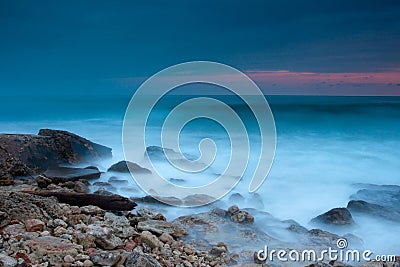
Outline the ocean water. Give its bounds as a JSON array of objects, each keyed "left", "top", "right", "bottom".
[{"left": 1, "top": 94, "right": 400, "bottom": 255}]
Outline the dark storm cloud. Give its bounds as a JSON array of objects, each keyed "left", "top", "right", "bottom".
[{"left": 0, "top": 0, "right": 399, "bottom": 95}]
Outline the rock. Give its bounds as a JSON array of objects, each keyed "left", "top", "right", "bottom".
[
  {"left": 93, "top": 187, "right": 115, "bottom": 196},
  {"left": 125, "top": 251, "right": 161, "bottom": 267},
  {"left": 24, "top": 219, "right": 45, "bottom": 232},
  {"left": 159, "top": 232, "right": 174, "bottom": 244},
  {"left": 63, "top": 255, "right": 75, "bottom": 263},
  {"left": 182, "top": 194, "right": 215, "bottom": 206},
  {"left": 0, "top": 211, "right": 10, "bottom": 228},
  {"left": 124, "top": 239, "right": 138, "bottom": 252},
  {"left": 86, "top": 224, "right": 123, "bottom": 250},
  {"left": 108, "top": 160, "right": 151, "bottom": 174},
  {"left": 108, "top": 176, "right": 129, "bottom": 185},
  {"left": 137, "top": 220, "right": 188, "bottom": 237},
  {"left": 43, "top": 167, "right": 101, "bottom": 183},
  {"left": 89, "top": 250, "right": 121, "bottom": 266},
  {"left": 131, "top": 195, "right": 183, "bottom": 206},
  {"left": 83, "top": 260, "right": 93, "bottom": 267},
  {"left": 210, "top": 243, "right": 228, "bottom": 255},
  {"left": 36, "top": 175, "right": 52, "bottom": 189},
  {"left": 311, "top": 208, "right": 354, "bottom": 225},
  {"left": 23, "top": 190, "right": 137, "bottom": 210},
  {"left": 140, "top": 231, "right": 164, "bottom": 248},
  {"left": 2, "top": 224, "right": 26, "bottom": 236},
  {"left": 74, "top": 181, "right": 89, "bottom": 193},
  {"left": 227, "top": 206, "right": 254, "bottom": 223},
  {"left": 0, "top": 254, "right": 17, "bottom": 267},
  {"left": 249, "top": 193, "right": 264, "bottom": 210},
  {"left": 24, "top": 236, "right": 79, "bottom": 265},
  {"left": 0, "top": 129, "right": 111, "bottom": 176},
  {"left": 80, "top": 205, "right": 105, "bottom": 216},
  {"left": 0, "top": 191, "right": 65, "bottom": 224},
  {"left": 347, "top": 200, "right": 400, "bottom": 222},
  {"left": 103, "top": 212, "right": 138, "bottom": 238}
]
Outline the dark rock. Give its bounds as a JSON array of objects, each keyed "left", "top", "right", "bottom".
[
  {"left": 347, "top": 200, "right": 400, "bottom": 222},
  {"left": 0, "top": 130, "right": 112, "bottom": 177},
  {"left": 43, "top": 167, "right": 101, "bottom": 183},
  {"left": 311, "top": 208, "right": 354, "bottom": 226},
  {"left": 93, "top": 187, "right": 115, "bottom": 196},
  {"left": 131, "top": 195, "right": 183, "bottom": 206},
  {"left": 107, "top": 160, "right": 151, "bottom": 174},
  {"left": 108, "top": 176, "right": 129, "bottom": 185},
  {"left": 125, "top": 251, "right": 161, "bottom": 267},
  {"left": 22, "top": 190, "right": 137, "bottom": 211}
]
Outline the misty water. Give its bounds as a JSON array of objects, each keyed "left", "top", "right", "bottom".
[{"left": 1, "top": 94, "right": 399, "bottom": 257}]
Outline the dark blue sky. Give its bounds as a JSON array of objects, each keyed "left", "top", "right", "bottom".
[{"left": 1, "top": 0, "right": 399, "bottom": 95}]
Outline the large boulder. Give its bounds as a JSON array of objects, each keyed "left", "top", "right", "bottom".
[
  {"left": 0, "top": 129, "right": 112, "bottom": 178},
  {"left": 311, "top": 208, "right": 354, "bottom": 226},
  {"left": 347, "top": 200, "right": 400, "bottom": 222}
]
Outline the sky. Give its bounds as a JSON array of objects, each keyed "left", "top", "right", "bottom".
[{"left": 0, "top": 0, "right": 399, "bottom": 96}]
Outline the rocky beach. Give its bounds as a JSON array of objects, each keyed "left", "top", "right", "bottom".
[{"left": 0, "top": 129, "right": 398, "bottom": 267}]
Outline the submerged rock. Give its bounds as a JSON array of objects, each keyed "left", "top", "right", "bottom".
[
  {"left": 107, "top": 160, "right": 151, "bottom": 174},
  {"left": 311, "top": 208, "right": 354, "bottom": 226},
  {"left": 347, "top": 200, "right": 400, "bottom": 222}
]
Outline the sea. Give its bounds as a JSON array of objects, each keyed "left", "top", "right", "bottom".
[{"left": 1, "top": 93, "right": 399, "bottom": 255}]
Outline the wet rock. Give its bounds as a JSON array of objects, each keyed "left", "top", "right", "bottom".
[
  {"left": 92, "top": 187, "right": 114, "bottom": 196},
  {"left": 24, "top": 219, "right": 45, "bottom": 232},
  {"left": 125, "top": 251, "right": 161, "bottom": 267},
  {"left": 89, "top": 250, "right": 121, "bottom": 266},
  {"left": 86, "top": 224, "right": 123, "bottom": 250},
  {"left": 228, "top": 205, "right": 254, "bottom": 223},
  {"left": 24, "top": 236, "right": 79, "bottom": 265},
  {"left": 347, "top": 200, "right": 400, "bottom": 222},
  {"left": 182, "top": 194, "right": 215, "bottom": 206},
  {"left": 131, "top": 195, "right": 183, "bottom": 206},
  {"left": 0, "top": 253, "right": 17, "bottom": 267},
  {"left": 137, "top": 220, "right": 188, "bottom": 237},
  {"left": 140, "top": 230, "right": 163, "bottom": 249},
  {"left": 210, "top": 242, "right": 228, "bottom": 255},
  {"left": 43, "top": 167, "right": 101, "bottom": 183},
  {"left": 108, "top": 176, "right": 129, "bottom": 185},
  {"left": 311, "top": 208, "right": 354, "bottom": 225},
  {"left": 108, "top": 160, "right": 151, "bottom": 174}
]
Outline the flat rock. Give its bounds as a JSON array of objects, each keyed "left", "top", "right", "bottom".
[
  {"left": 43, "top": 167, "right": 101, "bottom": 183},
  {"left": 137, "top": 220, "right": 188, "bottom": 237}
]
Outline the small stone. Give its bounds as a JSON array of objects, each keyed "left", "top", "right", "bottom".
[
  {"left": 124, "top": 240, "right": 138, "bottom": 252},
  {"left": 0, "top": 254, "right": 17, "bottom": 267},
  {"left": 40, "top": 230, "right": 50, "bottom": 236},
  {"left": 83, "top": 260, "right": 93, "bottom": 267},
  {"left": 63, "top": 255, "right": 75, "bottom": 263},
  {"left": 140, "top": 231, "right": 163, "bottom": 249},
  {"left": 24, "top": 219, "right": 45, "bottom": 232},
  {"left": 159, "top": 233, "right": 174, "bottom": 244}
]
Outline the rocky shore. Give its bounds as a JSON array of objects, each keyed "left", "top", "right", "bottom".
[{"left": 0, "top": 130, "right": 398, "bottom": 267}]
